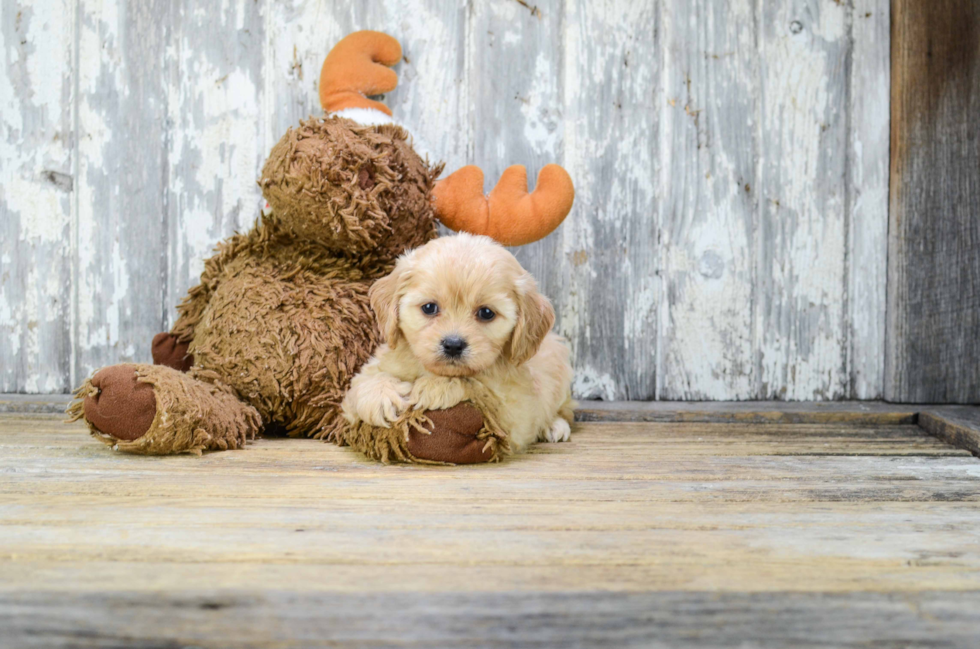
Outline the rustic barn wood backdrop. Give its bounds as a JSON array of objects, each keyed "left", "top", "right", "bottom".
[{"left": 0, "top": 0, "right": 928, "bottom": 402}]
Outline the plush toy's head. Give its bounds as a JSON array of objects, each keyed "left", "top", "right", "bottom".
[
  {"left": 319, "top": 31, "right": 576, "bottom": 248},
  {"left": 259, "top": 117, "right": 439, "bottom": 259}
]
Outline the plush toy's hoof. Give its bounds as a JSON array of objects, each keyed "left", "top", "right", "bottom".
[
  {"left": 82, "top": 366, "right": 157, "bottom": 441},
  {"left": 408, "top": 403, "right": 493, "bottom": 464},
  {"left": 152, "top": 332, "right": 193, "bottom": 372}
]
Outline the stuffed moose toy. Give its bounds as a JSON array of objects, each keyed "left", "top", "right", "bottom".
[{"left": 68, "top": 31, "right": 575, "bottom": 464}]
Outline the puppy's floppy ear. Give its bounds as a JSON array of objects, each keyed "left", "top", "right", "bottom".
[
  {"left": 508, "top": 274, "right": 556, "bottom": 365},
  {"left": 369, "top": 256, "right": 412, "bottom": 347}
]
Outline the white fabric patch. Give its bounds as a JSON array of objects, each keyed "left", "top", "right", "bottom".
[{"left": 333, "top": 107, "right": 398, "bottom": 127}]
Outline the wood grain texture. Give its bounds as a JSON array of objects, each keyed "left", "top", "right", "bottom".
[
  {"left": 163, "top": 0, "right": 265, "bottom": 325},
  {"left": 2, "top": 0, "right": 899, "bottom": 401},
  {"left": 847, "top": 0, "right": 889, "bottom": 399},
  {"left": 886, "top": 0, "right": 980, "bottom": 403},
  {"left": 919, "top": 406, "right": 980, "bottom": 457},
  {"left": 4, "top": 591, "right": 980, "bottom": 649},
  {"left": 1, "top": 414, "right": 979, "bottom": 646},
  {"left": 758, "top": 0, "right": 849, "bottom": 400},
  {"left": 659, "top": 0, "right": 758, "bottom": 400},
  {"left": 74, "top": 0, "right": 171, "bottom": 379},
  {"left": 561, "top": 0, "right": 659, "bottom": 400},
  {"left": 0, "top": 394, "right": 71, "bottom": 414},
  {"left": 575, "top": 399, "right": 918, "bottom": 425},
  {"left": 0, "top": 1, "right": 74, "bottom": 393}
]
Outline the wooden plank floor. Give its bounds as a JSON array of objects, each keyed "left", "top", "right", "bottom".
[{"left": 2, "top": 413, "right": 980, "bottom": 648}]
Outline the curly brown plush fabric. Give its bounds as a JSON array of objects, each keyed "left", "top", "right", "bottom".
[
  {"left": 68, "top": 364, "right": 261, "bottom": 455},
  {"left": 261, "top": 118, "right": 440, "bottom": 259},
  {"left": 68, "top": 117, "right": 492, "bottom": 459}
]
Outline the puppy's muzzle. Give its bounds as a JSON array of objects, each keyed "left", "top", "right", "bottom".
[{"left": 440, "top": 335, "right": 468, "bottom": 359}]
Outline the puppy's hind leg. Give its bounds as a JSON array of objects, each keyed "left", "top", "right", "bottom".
[
  {"left": 541, "top": 393, "right": 575, "bottom": 443},
  {"left": 542, "top": 417, "right": 571, "bottom": 443}
]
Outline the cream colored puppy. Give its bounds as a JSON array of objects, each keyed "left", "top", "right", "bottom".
[{"left": 342, "top": 233, "right": 574, "bottom": 451}]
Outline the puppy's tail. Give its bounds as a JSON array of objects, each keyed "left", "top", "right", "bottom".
[{"left": 319, "top": 31, "right": 402, "bottom": 116}]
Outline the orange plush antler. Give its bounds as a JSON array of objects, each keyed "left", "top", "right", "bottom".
[
  {"left": 432, "top": 164, "right": 575, "bottom": 246},
  {"left": 319, "top": 31, "right": 402, "bottom": 115}
]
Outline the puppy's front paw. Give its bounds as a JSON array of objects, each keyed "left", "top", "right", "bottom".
[
  {"left": 356, "top": 380, "right": 412, "bottom": 428},
  {"left": 409, "top": 377, "right": 467, "bottom": 412},
  {"left": 542, "top": 418, "right": 571, "bottom": 443}
]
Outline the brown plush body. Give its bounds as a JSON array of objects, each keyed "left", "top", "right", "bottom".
[{"left": 70, "top": 118, "right": 491, "bottom": 461}]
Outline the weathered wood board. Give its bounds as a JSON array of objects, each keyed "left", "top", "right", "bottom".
[
  {"left": 1, "top": 414, "right": 978, "bottom": 647},
  {"left": 575, "top": 399, "right": 919, "bottom": 425},
  {"left": 2, "top": 0, "right": 896, "bottom": 401},
  {"left": 886, "top": 0, "right": 980, "bottom": 403},
  {"left": 919, "top": 406, "right": 980, "bottom": 458},
  {"left": 74, "top": 0, "right": 171, "bottom": 382},
  {"left": 0, "top": 1, "right": 74, "bottom": 394},
  {"left": 5, "top": 591, "right": 980, "bottom": 649}
]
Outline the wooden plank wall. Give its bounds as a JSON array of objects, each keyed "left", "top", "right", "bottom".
[
  {"left": 1, "top": 0, "right": 894, "bottom": 401},
  {"left": 887, "top": 0, "right": 980, "bottom": 403}
]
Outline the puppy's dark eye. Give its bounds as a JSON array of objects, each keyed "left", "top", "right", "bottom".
[
  {"left": 476, "top": 307, "right": 496, "bottom": 322},
  {"left": 421, "top": 302, "right": 439, "bottom": 316}
]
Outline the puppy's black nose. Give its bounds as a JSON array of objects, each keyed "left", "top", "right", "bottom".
[{"left": 441, "top": 335, "right": 468, "bottom": 359}]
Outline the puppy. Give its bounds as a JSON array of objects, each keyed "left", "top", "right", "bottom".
[{"left": 342, "top": 233, "right": 575, "bottom": 452}]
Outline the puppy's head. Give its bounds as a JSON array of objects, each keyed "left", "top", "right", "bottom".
[{"left": 369, "top": 233, "right": 555, "bottom": 376}]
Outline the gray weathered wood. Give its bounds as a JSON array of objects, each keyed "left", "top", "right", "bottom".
[
  {"left": 575, "top": 399, "right": 918, "bottom": 425},
  {"left": 559, "top": 0, "right": 659, "bottom": 400},
  {"left": 659, "top": 0, "right": 889, "bottom": 401},
  {"left": 919, "top": 406, "right": 980, "bottom": 457},
  {"left": 163, "top": 1, "right": 266, "bottom": 325},
  {"left": 886, "top": 0, "right": 980, "bottom": 403},
  {"left": 1, "top": 0, "right": 904, "bottom": 401},
  {"left": 0, "top": 1, "right": 74, "bottom": 393},
  {"left": 659, "top": 0, "right": 758, "bottom": 400},
  {"left": 847, "top": 0, "right": 890, "bottom": 399},
  {"left": 4, "top": 590, "right": 980, "bottom": 649},
  {"left": 758, "top": 0, "right": 850, "bottom": 400},
  {"left": 73, "top": 0, "right": 171, "bottom": 380},
  {"left": 2, "top": 414, "right": 979, "bottom": 646}
]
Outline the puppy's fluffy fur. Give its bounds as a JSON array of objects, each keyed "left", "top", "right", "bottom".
[{"left": 342, "top": 233, "right": 574, "bottom": 452}]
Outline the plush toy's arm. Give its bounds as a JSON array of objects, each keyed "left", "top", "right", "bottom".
[
  {"left": 150, "top": 277, "right": 211, "bottom": 371},
  {"left": 152, "top": 254, "right": 223, "bottom": 372}
]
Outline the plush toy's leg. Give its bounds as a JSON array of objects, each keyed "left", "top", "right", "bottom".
[
  {"left": 341, "top": 381, "right": 511, "bottom": 465},
  {"left": 151, "top": 333, "right": 193, "bottom": 372},
  {"left": 407, "top": 404, "right": 494, "bottom": 464},
  {"left": 68, "top": 364, "right": 261, "bottom": 455}
]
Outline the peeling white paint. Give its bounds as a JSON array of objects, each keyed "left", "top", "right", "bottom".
[
  {"left": 3, "top": 0, "right": 891, "bottom": 398},
  {"left": 1, "top": 0, "right": 74, "bottom": 392},
  {"left": 518, "top": 53, "right": 562, "bottom": 156},
  {"left": 3, "top": 176, "right": 66, "bottom": 243},
  {"left": 847, "top": 0, "right": 890, "bottom": 399},
  {"left": 572, "top": 366, "right": 619, "bottom": 402},
  {"left": 168, "top": 37, "right": 263, "bottom": 306}
]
